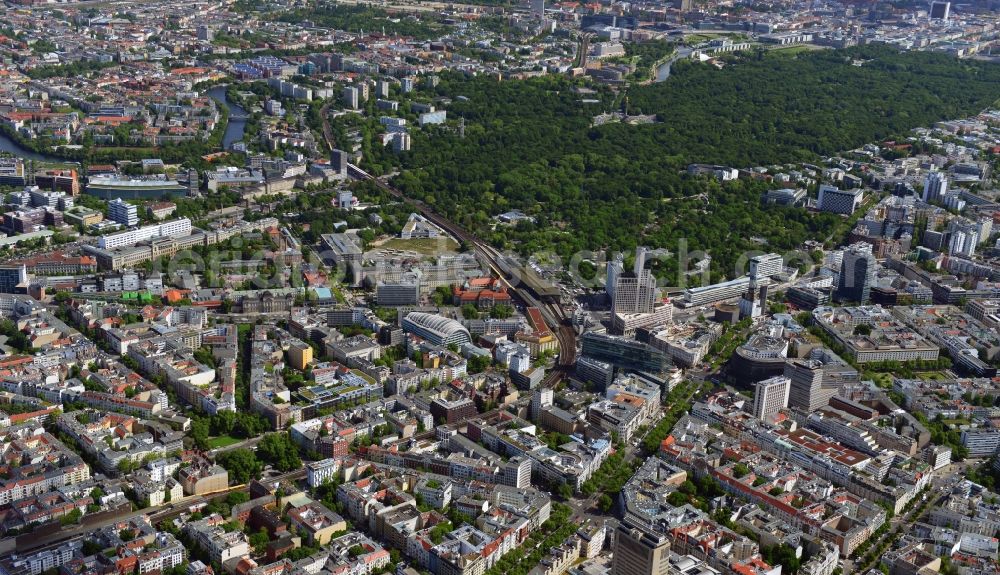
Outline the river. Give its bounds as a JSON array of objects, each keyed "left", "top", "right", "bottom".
[
  {"left": 0, "top": 129, "right": 65, "bottom": 163},
  {"left": 207, "top": 85, "right": 248, "bottom": 150},
  {"left": 0, "top": 85, "right": 248, "bottom": 162},
  {"left": 654, "top": 47, "right": 693, "bottom": 82}
]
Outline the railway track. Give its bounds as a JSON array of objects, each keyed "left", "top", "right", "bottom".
[
  {"left": 7, "top": 469, "right": 307, "bottom": 555},
  {"left": 345, "top": 164, "right": 577, "bottom": 374},
  {"left": 322, "top": 112, "right": 576, "bottom": 379}
]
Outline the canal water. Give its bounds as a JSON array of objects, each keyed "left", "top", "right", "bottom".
[
  {"left": 0, "top": 129, "right": 63, "bottom": 162},
  {"left": 0, "top": 85, "right": 248, "bottom": 161},
  {"left": 207, "top": 85, "right": 248, "bottom": 150}
]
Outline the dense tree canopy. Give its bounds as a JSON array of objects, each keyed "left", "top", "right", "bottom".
[
  {"left": 276, "top": 4, "right": 442, "bottom": 40},
  {"left": 363, "top": 46, "right": 1000, "bottom": 282},
  {"left": 364, "top": 73, "right": 832, "bottom": 283},
  {"left": 621, "top": 40, "right": 674, "bottom": 81},
  {"left": 216, "top": 448, "right": 263, "bottom": 484},
  {"left": 257, "top": 432, "right": 302, "bottom": 472},
  {"left": 628, "top": 44, "right": 1000, "bottom": 165}
]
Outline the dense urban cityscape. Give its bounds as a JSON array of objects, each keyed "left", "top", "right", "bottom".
[{"left": 0, "top": 1, "right": 997, "bottom": 575}]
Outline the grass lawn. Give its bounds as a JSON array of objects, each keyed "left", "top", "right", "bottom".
[
  {"left": 36, "top": 160, "right": 83, "bottom": 170},
  {"left": 207, "top": 435, "right": 241, "bottom": 449},
  {"left": 379, "top": 237, "right": 459, "bottom": 255},
  {"left": 769, "top": 45, "right": 820, "bottom": 55},
  {"left": 864, "top": 372, "right": 893, "bottom": 389},
  {"left": 684, "top": 33, "right": 719, "bottom": 43},
  {"left": 350, "top": 369, "right": 376, "bottom": 385},
  {"left": 915, "top": 371, "right": 949, "bottom": 381}
]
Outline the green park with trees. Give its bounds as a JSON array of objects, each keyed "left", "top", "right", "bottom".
[{"left": 358, "top": 45, "right": 1000, "bottom": 284}]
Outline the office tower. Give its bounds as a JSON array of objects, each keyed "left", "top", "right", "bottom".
[
  {"left": 580, "top": 332, "right": 670, "bottom": 373},
  {"left": 634, "top": 247, "right": 648, "bottom": 274},
  {"left": 752, "top": 376, "right": 790, "bottom": 421},
  {"left": 342, "top": 86, "right": 360, "bottom": 109},
  {"left": 939, "top": 191, "right": 965, "bottom": 212},
  {"left": 323, "top": 53, "right": 342, "bottom": 72},
  {"left": 784, "top": 349, "right": 858, "bottom": 411},
  {"left": 391, "top": 132, "right": 411, "bottom": 153},
  {"left": 948, "top": 219, "right": 979, "bottom": 257},
  {"left": 575, "top": 356, "right": 614, "bottom": 390},
  {"left": 185, "top": 168, "right": 199, "bottom": 196},
  {"left": 921, "top": 229, "right": 945, "bottom": 251},
  {"left": 835, "top": 244, "right": 876, "bottom": 303},
  {"left": 197, "top": 25, "right": 213, "bottom": 41},
  {"left": 606, "top": 253, "right": 623, "bottom": 303},
  {"left": 308, "top": 53, "right": 332, "bottom": 73},
  {"left": 376, "top": 276, "right": 421, "bottom": 306},
  {"left": 107, "top": 197, "right": 139, "bottom": 227},
  {"left": 611, "top": 519, "right": 672, "bottom": 575},
  {"left": 949, "top": 230, "right": 977, "bottom": 258},
  {"left": 930, "top": 1, "right": 950, "bottom": 20},
  {"left": 531, "top": 0, "right": 545, "bottom": 18},
  {"left": 785, "top": 359, "right": 832, "bottom": 411},
  {"left": 500, "top": 457, "right": 532, "bottom": 488},
  {"left": 977, "top": 218, "right": 992, "bottom": 246},
  {"left": 749, "top": 253, "right": 783, "bottom": 281},
  {"left": 0, "top": 265, "right": 27, "bottom": 294},
  {"left": 331, "top": 149, "right": 349, "bottom": 174},
  {"left": 923, "top": 171, "right": 948, "bottom": 204},
  {"left": 612, "top": 247, "right": 657, "bottom": 315},
  {"left": 614, "top": 274, "right": 656, "bottom": 314},
  {"left": 530, "top": 387, "right": 553, "bottom": 421},
  {"left": 581, "top": 332, "right": 670, "bottom": 374}
]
